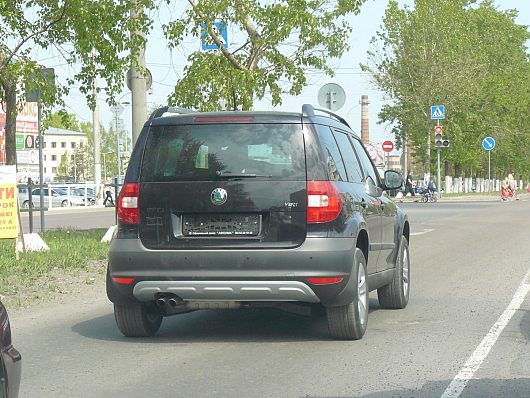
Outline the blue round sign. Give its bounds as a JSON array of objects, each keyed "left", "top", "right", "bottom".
[{"left": 482, "top": 137, "right": 495, "bottom": 151}]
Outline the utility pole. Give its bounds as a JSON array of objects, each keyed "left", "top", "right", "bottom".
[
  {"left": 130, "top": 0, "right": 148, "bottom": 146},
  {"left": 113, "top": 109, "right": 122, "bottom": 184},
  {"left": 92, "top": 79, "right": 102, "bottom": 197},
  {"left": 111, "top": 103, "right": 125, "bottom": 184},
  {"left": 436, "top": 125, "right": 441, "bottom": 199},
  {"left": 403, "top": 135, "right": 408, "bottom": 179}
]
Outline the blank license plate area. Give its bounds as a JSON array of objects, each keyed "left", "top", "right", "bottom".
[{"left": 182, "top": 214, "right": 261, "bottom": 237}]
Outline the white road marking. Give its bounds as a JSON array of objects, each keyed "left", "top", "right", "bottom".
[
  {"left": 410, "top": 228, "right": 434, "bottom": 236},
  {"left": 441, "top": 265, "right": 530, "bottom": 398}
]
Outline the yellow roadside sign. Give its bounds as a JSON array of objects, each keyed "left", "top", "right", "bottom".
[{"left": 0, "top": 165, "right": 18, "bottom": 239}]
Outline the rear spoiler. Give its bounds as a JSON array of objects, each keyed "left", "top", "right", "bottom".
[{"left": 148, "top": 106, "right": 196, "bottom": 120}]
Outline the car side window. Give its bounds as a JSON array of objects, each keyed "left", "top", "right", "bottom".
[
  {"left": 350, "top": 137, "right": 380, "bottom": 186},
  {"left": 316, "top": 125, "right": 347, "bottom": 182},
  {"left": 333, "top": 130, "right": 364, "bottom": 183}
]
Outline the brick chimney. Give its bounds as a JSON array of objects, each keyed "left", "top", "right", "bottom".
[{"left": 360, "top": 95, "right": 370, "bottom": 145}]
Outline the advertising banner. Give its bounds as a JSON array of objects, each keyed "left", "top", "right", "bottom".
[
  {"left": 0, "top": 102, "right": 39, "bottom": 164},
  {"left": 0, "top": 165, "right": 18, "bottom": 239}
]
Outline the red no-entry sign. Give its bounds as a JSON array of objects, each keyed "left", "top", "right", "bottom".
[{"left": 382, "top": 140, "right": 394, "bottom": 153}]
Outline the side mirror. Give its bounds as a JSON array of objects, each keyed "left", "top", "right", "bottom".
[{"left": 383, "top": 170, "right": 403, "bottom": 190}]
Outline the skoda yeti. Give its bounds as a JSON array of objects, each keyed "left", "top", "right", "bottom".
[{"left": 107, "top": 104, "right": 410, "bottom": 340}]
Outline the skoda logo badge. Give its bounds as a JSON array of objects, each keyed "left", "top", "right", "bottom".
[{"left": 211, "top": 188, "right": 227, "bottom": 205}]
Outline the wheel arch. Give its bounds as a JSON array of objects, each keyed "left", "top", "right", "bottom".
[
  {"left": 356, "top": 228, "right": 369, "bottom": 263},
  {"left": 402, "top": 219, "right": 410, "bottom": 243}
]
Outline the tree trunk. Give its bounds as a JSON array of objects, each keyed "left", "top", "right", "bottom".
[
  {"left": 3, "top": 81, "right": 17, "bottom": 166},
  {"left": 424, "top": 128, "right": 431, "bottom": 176},
  {"left": 455, "top": 163, "right": 462, "bottom": 178}
]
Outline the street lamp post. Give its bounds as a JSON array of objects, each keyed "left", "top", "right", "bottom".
[
  {"left": 102, "top": 152, "right": 109, "bottom": 181},
  {"left": 111, "top": 94, "right": 131, "bottom": 185},
  {"left": 115, "top": 116, "right": 121, "bottom": 184},
  {"left": 73, "top": 151, "right": 77, "bottom": 182}
]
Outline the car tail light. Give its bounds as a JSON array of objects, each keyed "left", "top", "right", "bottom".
[
  {"left": 117, "top": 183, "right": 140, "bottom": 224},
  {"left": 306, "top": 181, "right": 342, "bottom": 223},
  {"left": 306, "top": 277, "right": 344, "bottom": 285},
  {"left": 112, "top": 277, "right": 136, "bottom": 285}
]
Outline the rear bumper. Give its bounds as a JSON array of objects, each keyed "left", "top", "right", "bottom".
[
  {"left": 108, "top": 237, "right": 357, "bottom": 306},
  {"left": 2, "top": 346, "right": 21, "bottom": 398},
  {"left": 133, "top": 280, "right": 320, "bottom": 303}
]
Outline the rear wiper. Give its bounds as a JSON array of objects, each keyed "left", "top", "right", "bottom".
[{"left": 215, "top": 171, "right": 272, "bottom": 178}]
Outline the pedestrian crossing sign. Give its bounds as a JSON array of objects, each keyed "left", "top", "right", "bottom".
[{"left": 431, "top": 105, "right": 445, "bottom": 119}]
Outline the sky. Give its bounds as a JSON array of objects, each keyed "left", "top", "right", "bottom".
[{"left": 41, "top": 0, "right": 530, "bottom": 155}]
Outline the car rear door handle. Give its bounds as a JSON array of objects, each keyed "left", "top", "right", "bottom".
[{"left": 360, "top": 199, "right": 367, "bottom": 208}]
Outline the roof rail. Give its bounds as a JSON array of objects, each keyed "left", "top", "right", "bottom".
[
  {"left": 148, "top": 106, "right": 196, "bottom": 120},
  {"left": 301, "top": 104, "right": 350, "bottom": 129}
]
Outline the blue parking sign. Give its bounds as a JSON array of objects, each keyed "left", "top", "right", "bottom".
[{"left": 201, "top": 22, "right": 228, "bottom": 50}]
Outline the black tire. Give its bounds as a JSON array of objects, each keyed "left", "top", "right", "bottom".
[
  {"left": 22, "top": 200, "right": 30, "bottom": 209},
  {"left": 378, "top": 235, "right": 410, "bottom": 309},
  {"left": 431, "top": 194, "right": 438, "bottom": 203},
  {"left": 114, "top": 302, "right": 163, "bottom": 337},
  {"left": 326, "top": 248, "right": 368, "bottom": 340},
  {"left": 61, "top": 200, "right": 69, "bottom": 207},
  {"left": 421, "top": 195, "right": 428, "bottom": 203}
]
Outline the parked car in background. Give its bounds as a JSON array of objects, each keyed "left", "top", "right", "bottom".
[
  {"left": 0, "top": 300, "right": 21, "bottom": 398},
  {"left": 70, "top": 187, "right": 96, "bottom": 205},
  {"left": 16, "top": 187, "right": 29, "bottom": 209},
  {"left": 20, "top": 187, "right": 86, "bottom": 209}
]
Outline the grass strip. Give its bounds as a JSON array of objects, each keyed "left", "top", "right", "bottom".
[{"left": 0, "top": 228, "right": 109, "bottom": 296}]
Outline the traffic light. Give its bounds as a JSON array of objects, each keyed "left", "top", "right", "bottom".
[{"left": 434, "top": 126, "right": 450, "bottom": 148}]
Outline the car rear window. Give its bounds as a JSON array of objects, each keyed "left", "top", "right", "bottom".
[{"left": 140, "top": 123, "right": 306, "bottom": 181}]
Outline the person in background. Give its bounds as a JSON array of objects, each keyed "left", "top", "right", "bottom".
[
  {"left": 405, "top": 171, "right": 415, "bottom": 196},
  {"left": 103, "top": 184, "right": 114, "bottom": 206},
  {"left": 427, "top": 179, "right": 436, "bottom": 194},
  {"left": 507, "top": 173, "right": 519, "bottom": 200},
  {"left": 501, "top": 177, "right": 512, "bottom": 201}
]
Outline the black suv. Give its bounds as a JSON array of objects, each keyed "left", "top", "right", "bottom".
[{"left": 107, "top": 104, "right": 410, "bottom": 340}]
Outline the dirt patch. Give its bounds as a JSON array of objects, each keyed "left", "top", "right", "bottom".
[{"left": 2, "top": 260, "right": 107, "bottom": 313}]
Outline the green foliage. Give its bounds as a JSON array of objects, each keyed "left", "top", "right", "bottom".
[
  {"left": 363, "top": 0, "right": 530, "bottom": 180},
  {"left": 55, "top": 152, "right": 71, "bottom": 180},
  {"left": 163, "top": 0, "right": 365, "bottom": 110},
  {"left": 0, "top": 0, "right": 156, "bottom": 164},
  {"left": 44, "top": 109, "right": 81, "bottom": 131}
]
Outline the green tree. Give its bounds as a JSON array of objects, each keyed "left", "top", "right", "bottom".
[
  {"left": 163, "top": 0, "right": 366, "bottom": 110},
  {"left": 55, "top": 152, "right": 71, "bottom": 181},
  {"left": 362, "top": 0, "right": 530, "bottom": 180},
  {"left": 44, "top": 109, "right": 80, "bottom": 131},
  {"left": 71, "top": 145, "right": 92, "bottom": 182},
  {"left": 0, "top": 0, "right": 153, "bottom": 166}
]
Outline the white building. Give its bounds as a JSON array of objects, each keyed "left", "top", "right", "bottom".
[
  {"left": 42, "top": 127, "right": 87, "bottom": 181},
  {"left": 16, "top": 126, "right": 88, "bottom": 183}
]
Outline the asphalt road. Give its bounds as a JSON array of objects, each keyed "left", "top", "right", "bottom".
[
  {"left": 19, "top": 206, "right": 117, "bottom": 232},
  {"left": 10, "top": 198, "right": 530, "bottom": 398}
]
